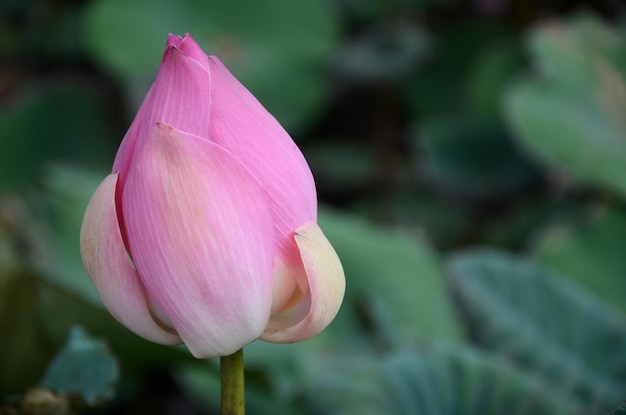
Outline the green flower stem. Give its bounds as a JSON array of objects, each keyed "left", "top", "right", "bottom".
[{"left": 220, "top": 348, "right": 245, "bottom": 415}]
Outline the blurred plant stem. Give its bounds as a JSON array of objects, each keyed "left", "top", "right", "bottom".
[{"left": 220, "top": 348, "right": 244, "bottom": 415}]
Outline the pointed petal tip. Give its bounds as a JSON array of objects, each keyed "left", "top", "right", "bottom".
[
  {"left": 261, "top": 222, "right": 345, "bottom": 343},
  {"left": 166, "top": 32, "right": 194, "bottom": 47},
  {"left": 166, "top": 33, "right": 183, "bottom": 47},
  {"left": 162, "top": 35, "right": 198, "bottom": 63},
  {"left": 165, "top": 33, "right": 207, "bottom": 67},
  {"left": 155, "top": 120, "right": 172, "bottom": 131}
]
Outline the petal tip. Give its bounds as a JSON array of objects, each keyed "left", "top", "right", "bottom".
[{"left": 261, "top": 222, "right": 345, "bottom": 343}]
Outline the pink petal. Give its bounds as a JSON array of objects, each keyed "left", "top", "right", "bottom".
[
  {"left": 113, "top": 37, "right": 210, "bottom": 183},
  {"left": 142, "top": 39, "right": 210, "bottom": 139},
  {"left": 166, "top": 33, "right": 183, "bottom": 48},
  {"left": 176, "top": 33, "right": 210, "bottom": 68},
  {"left": 206, "top": 56, "right": 317, "bottom": 269},
  {"left": 261, "top": 222, "right": 345, "bottom": 343},
  {"left": 80, "top": 173, "right": 182, "bottom": 344},
  {"left": 122, "top": 122, "right": 275, "bottom": 358}
]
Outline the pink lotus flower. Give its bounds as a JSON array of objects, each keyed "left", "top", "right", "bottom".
[{"left": 80, "top": 34, "right": 345, "bottom": 358}]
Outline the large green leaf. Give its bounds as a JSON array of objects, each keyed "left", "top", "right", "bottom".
[
  {"left": 310, "top": 344, "right": 581, "bottom": 415},
  {"left": 39, "top": 327, "right": 118, "bottom": 406},
  {"left": 318, "top": 208, "right": 463, "bottom": 349},
  {"left": 533, "top": 208, "right": 626, "bottom": 314},
  {"left": 528, "top": 14, "right": 626, "bottom": 93},
  {"left": 447, "top": 249, "right": 626, "bottom": 413},
  {"left": 0, "top": 85, "right": 114, "bottom": 192},
  {"left": 505, "top": 14, "right": 626, "bottom": 197},
  {"left": 84, "top": 0, "right": 338, "bottom": 130}
]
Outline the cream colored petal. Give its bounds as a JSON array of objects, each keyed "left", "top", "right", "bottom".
[
  {"left": 80, "top": 173, "right": 182, "bottom": 344},
  {"left": 261, "top": 222, "right": 345, "bottom": 343},
  {"left": 269, "top": 257, "right": 298, "bottom": 315}
]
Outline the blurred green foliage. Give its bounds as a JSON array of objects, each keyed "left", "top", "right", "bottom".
[
  {"left": 1, "top": 0, "right": 626, "bottom": 414},
  {"left": 505, "top": 14, "right": 626, "bottom": 197},
  {"left": 38, "top": 326, "right": 118, "bottom": 407},
  {"left": 448, "top": 249, "right": 626, "bottom": 413}
]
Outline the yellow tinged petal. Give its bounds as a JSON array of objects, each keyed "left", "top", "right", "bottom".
[
  {"left": 261, "top": 222, "right": 345, "bottom": 343},
  {"left": 80, "top": 173, "right": 182, "bottom": 344}
]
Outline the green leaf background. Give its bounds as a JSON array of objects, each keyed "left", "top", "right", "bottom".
[
  {"left": 448, "top": 249, "right": 626, "bottom": 413},
  {"left": 505, "top": 15, "right": 626, "bottom": 197}
]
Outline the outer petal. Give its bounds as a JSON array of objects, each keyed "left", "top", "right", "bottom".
[
  {"left": 206, "top": 56, "right": 316, "bottom": 263},
  {"left": 80, "top": 173, "right": 182, "bottom": 344},
  {"left": 122, "top": 122, "right": 275, "bottom": 358},
  {"left": 261, "top": 222, "right": 345, "bottom": 343},
  {"left": 171, "top": 33, "right": 209, "bottom": 68},
  {"left": 112, "top": 35, "right": 210, "bottom": 182}
]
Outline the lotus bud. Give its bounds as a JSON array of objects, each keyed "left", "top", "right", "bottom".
[{"left": 80, "top": 34, "right": 345, "bottom": 358}]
